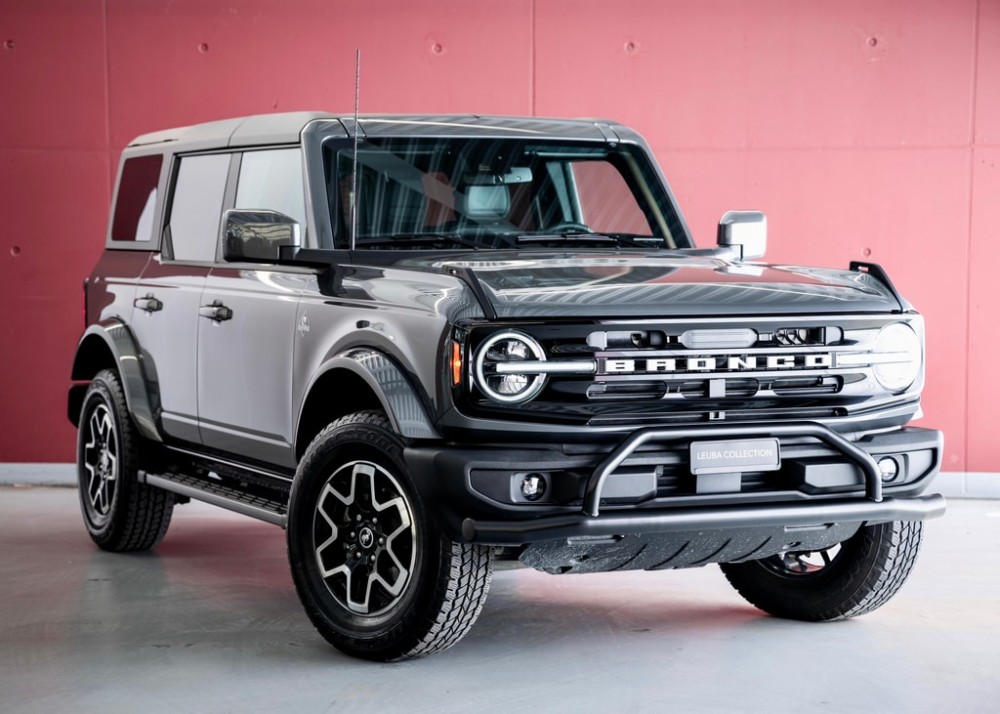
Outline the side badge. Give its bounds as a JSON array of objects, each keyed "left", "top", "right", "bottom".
[{"left": 297, "top": 312, "right": 311, "bottom": 338}]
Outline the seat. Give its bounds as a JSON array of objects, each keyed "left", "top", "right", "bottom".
[{"left": 460, "top": 184, "right": 510, "bottom": 223}]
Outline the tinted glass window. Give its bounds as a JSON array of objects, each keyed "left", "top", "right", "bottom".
[
  {"left": 235, "top": 149, "right": 307, "bottom": 229},
  {"left": 111, "top": 154, "right": 162, "bottom": 242},
  {"left": 325, "top": 139, "right": 687, "bottom": 250},
  {"left": 571, "top": 161, "right": 650, "bottom": 235},
  {"left": 168, "top": 153, "right": 230, "bottom": 262}
]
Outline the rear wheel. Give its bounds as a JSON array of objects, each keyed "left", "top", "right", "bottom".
[
  {"left": 720, "top": 520, "right": 923, "bottom": 621},
  {"left": 287, "top": 410, "right": 493, "bottom": 661},
  {"left": 77, "top": 369, "right": 173, "bottom": 551}
]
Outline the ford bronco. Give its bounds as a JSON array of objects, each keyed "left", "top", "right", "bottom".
[{"left": 69, "top": 112, "right": 945, "bottom": 661}]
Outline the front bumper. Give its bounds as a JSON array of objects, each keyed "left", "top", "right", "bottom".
[{"left": 405, "top": 423, "right": 945, "bottom": 547}]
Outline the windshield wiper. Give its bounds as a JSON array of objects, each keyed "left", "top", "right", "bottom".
[
  {"left": 517, "top": 234, "right": 616, "bottom": 245},
  {"left": 517, "top": 233, "right": 654, "bottom": 248},
  {"left": 358, "top": 233, "right": 483, "bottom": 250}
]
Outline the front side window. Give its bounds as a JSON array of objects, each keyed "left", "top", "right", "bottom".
[
  {"left": 324, "top": 138, "right": 687, "bottom": 250},
  {"left": 235, "top": 148, "right": 307, "bottom": 230},
  {"left": 111, "top": 154, "right": 162, "bottom": 243},
  {"left": 167, "top": 153, "right": 229, "bottom": 262}
]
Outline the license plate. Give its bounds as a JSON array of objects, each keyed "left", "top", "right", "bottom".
[{"left": 689, "top": 438, "right": 780, "bottom": 475}]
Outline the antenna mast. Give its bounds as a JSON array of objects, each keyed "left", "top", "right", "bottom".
[{"left": 350, "top": 49, "right": 361, "bottom": 250}]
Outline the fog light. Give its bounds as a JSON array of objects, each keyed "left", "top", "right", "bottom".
[
  {"left": 520, "top": 473, "right": 547, "bottom": 501},
  {"left": 877, "top": 457, "right": 899, "bottom": 482}
]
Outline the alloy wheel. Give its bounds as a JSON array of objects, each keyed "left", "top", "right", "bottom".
[
  {"left": 312, "top": 460, "right": 416, "bottom": 616},
  {"left": 763, "top": 543, "right": 843, "bottom": 577},
  {"left": 82, "top": 403, "right": 119, "bottom": 523}
]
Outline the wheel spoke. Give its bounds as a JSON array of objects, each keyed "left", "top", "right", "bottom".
[
  {"left": 85, "top": 413, "right": 100, "bottom": 451},
  {"left": 98, "top": 411, "right": 113, "bottom": 439},
  {"left": 85, "top": 461, "right": 101, "bottom": 508}
]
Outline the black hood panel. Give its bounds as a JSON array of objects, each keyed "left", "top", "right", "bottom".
[{"left": 416, "top": 252, "right": 902, "bottom": 318}]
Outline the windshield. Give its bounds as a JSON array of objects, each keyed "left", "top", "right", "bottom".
[{"left": 322, "top": 138, "right": 689, "bottom": 250}]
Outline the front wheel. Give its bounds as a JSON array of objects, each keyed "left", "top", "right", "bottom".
[
  {"left": 287, "top": 411, "right": 493, "bottom": 661},
  {"left": 720, "top": 520, "right": 923, "bottom": 621}
]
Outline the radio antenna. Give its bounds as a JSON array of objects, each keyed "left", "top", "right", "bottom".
[{"left": 349, "top": 48, "right": 361, "bottom": 250}]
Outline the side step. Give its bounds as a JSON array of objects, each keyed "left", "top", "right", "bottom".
[{"left": 140, "top": 470, "right": 289, "bottom": 528}]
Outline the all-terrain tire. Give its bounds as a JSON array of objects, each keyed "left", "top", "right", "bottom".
[
  {"left": 720, "top": 520, "right": 923, "bottom": 621},
  {"left": 77, "top": 369, "right": 173, "bottom": 551},
  {"left": 287, "top": 410, "right": 493, "bottom": 661}
]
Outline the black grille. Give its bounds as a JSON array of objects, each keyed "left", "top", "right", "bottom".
[{"left": 462, "top": 316, "right": 912, "bottom": 428}]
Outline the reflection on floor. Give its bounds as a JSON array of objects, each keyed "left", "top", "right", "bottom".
[{"left": 1, "top": 486, "right": 997, "bottom": 713}]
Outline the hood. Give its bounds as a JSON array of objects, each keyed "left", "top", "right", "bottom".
[{"left": 409, "top": 252, "right": 902, "bottom": 319}]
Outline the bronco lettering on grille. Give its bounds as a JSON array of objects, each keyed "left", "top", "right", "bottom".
[{"left": 602, "top": 354, "right": 834, "bottom": 374}]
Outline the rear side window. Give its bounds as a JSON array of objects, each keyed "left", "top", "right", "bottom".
[
  {"left": 167, "top": 153, "right": 230, "bottom": 262},
  {"left": 236, "top": 149, "right": 307, "bottom": 229},
  {"left": 111, "top": 155, "right": 162, "bottom": 242}
]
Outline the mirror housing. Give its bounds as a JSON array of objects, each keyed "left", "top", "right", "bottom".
[
  {"left": 223, "top": 209, "right": 301, "bottom": 263},
  {"left": 462, "top": 167, "right": 533, "bottom": 185},
  {"left": 717, "top": 210, "right": 767, "bottom": 261}
]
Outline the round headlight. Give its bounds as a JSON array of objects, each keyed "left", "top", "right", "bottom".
[
  {"left": 872, "top": 322, "right": 921, "bottom": 392},
  {"left": 473, "top": 331, "right": 547, "bottom": 404}
]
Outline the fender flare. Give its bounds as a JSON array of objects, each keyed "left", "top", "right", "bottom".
[
  {"left": 71, "top": 320, "right": 163, "bottom": 443},
  {"left": 302, "top": 349, "right": 440, "bottom": 441}
]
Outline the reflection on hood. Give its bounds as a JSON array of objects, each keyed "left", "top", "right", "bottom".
[{"left": 420, "top": 252, "right": 900, "bottom": 318}]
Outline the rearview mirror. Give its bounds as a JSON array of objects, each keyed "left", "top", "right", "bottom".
[
  {"left": 717, "top": 210, "right": 767, "bottom": 261},
  {"left": 462, "top": 167, "right": 533, "bottom": 185},
  {"left": 223, "top": 210, "right": 301, "bottom": 263}
]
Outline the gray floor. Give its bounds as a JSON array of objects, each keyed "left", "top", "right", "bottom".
[{"left": 1, "top": 487, "right": 997, "bottom": 713}]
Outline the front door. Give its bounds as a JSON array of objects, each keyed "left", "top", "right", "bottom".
[
  {"left": 197, "top": 266, "right": 304, "bottom": 469},
  {"left": 196, "top": 147, "right": 310, "bottom": 470}
]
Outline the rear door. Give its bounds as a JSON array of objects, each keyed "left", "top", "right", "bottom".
[
  {"left": 197, "top": 147, "right": 309, "bottom": 469},
  {"left": 131, "top": 152, "right": 231, "bottom": 444}
]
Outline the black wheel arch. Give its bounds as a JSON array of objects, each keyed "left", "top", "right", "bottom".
[
  {"left": 295, "top": 349, "right": 440, "bottom": 460},
  {"left": 69, "top": 320, "right": 162, "bottom": 443}
]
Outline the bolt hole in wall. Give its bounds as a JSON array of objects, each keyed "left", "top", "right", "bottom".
[
  {"left": 3, "top": 39, "right": 13, "bottom": 50},
  {"left": 198, "top": 42, "right": 209, "bottom": 53},
  {"left": 10, "top": 246, "right": 21, "bottom": 257}
]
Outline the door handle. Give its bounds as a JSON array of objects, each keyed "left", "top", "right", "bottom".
[
  {"left": 133, "top": 295, "right": 163, "bottom": 313},
  {"left": 199, "top": 300, "right": 233, "bottom": 322}
]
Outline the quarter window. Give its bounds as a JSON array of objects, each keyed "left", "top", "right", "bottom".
[
  {"left": 167, "top": 153, "right": 230, "bottom": 262},
  {"left": 111, "top": 154, "right": 162, "bottom": 242},
  {"left": 236, "top": 149, "right": 307, "bottom": 230}
]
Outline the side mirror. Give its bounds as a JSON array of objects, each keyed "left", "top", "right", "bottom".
[
  {"left": 223, "top": 209, "right": 301, "bottom": 263},
  {"left": 717, "top": 210, "right": 767, "bottom": 261}
]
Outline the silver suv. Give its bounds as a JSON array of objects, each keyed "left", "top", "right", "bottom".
[{"left": 69, "top": 112, "right": 945, "bottom": 661}]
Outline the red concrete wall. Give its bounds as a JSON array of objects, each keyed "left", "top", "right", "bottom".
[{"left": 0, "top": 0, "right": 995, "bottom": 471}]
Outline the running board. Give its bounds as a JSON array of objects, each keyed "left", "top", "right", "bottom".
[{"left": 140, "top": 470, "right": 288, "bottom": 528}]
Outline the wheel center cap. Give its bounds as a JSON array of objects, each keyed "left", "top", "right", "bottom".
[{"left": 358, "top": 526, "right": 375, "bottom": 549}]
